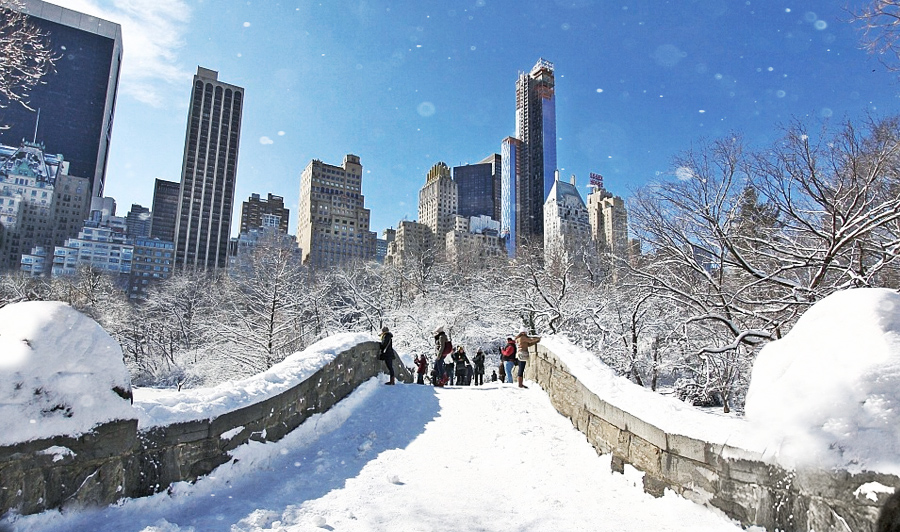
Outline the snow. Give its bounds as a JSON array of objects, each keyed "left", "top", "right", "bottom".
[
  {"left": 745, "top": 288, "right": 900, "bottom": 475},
  {"left": 5, "top": 379, "right": 754, "bottom": 532},
  {"left": 0, "top": 301, "right": 135, "bottom": 446},
  {"left": 2, "top": 288, "right": 898, "bottom": 529},
  {"left": 132, "top": 332, "right": 375, "bottom": 428},
  {"left": 539, "top": 336, "right": 764, "bottom": 451}
]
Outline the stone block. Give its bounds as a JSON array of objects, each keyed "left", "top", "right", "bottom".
[
  {"left": 643, "top": 473, "right": 669, "bottom": 498},
  {"left": 666, "top": 433, "right": 707, "bottom": 463},
  {"left": 662, "top": 452, "right": 719, "bottom": 495},
  {"left": 628, "top": 434, "right": 662, "bottom": 475},
  {"left": 585, "top": 415, "right": 614, "bottom": 455},
  {"left": 622, "top": 411, "right": 666, "bottom": 450}
]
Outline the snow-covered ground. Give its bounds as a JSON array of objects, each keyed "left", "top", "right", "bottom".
[{"left": 4, "top": 378, "right": 752, "bottom": 532}]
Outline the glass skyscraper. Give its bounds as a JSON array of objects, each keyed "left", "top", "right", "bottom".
[
  {"left": 505, "top": 58, "right": 557, "bottom": 255},
  {"left": 0, "top": 0, "right": 122, "bottom": 198},
  {"left": 454, "top": 154, "right": 501, "bottom": 222}
]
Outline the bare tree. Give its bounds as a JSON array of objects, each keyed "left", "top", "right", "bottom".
[
  {"left": 0, "top": 0, "right": 58, "bottom": 111},
  {"left": 854, "top": 0, "right": 900, "bottom": 72}
]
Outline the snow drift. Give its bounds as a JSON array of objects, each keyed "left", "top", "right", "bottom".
[
  {"left": 0, "top": 301, "right": 135, "bottom": 446},
  {"left": 745, "top": 287, "right": 900, "bottom": 474}
]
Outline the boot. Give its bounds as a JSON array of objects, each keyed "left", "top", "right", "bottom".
[
  {"left": 518, "top": 376, "right": 527, "bottom": 389},
  {"left": 385, "top": 376, "right": 395, "bottom": 385}
]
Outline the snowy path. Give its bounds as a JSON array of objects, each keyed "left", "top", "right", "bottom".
[{"left": 7, "top": 379, "right": 750, "bottom": 532}]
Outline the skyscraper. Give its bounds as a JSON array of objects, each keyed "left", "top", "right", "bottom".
[
  {"left": 0, "top": 0, "right": 122, "bottom": 198},
  {"left": 418, "top": 162, "right": 458, "bottom": 247},
  {"left": 510, "top": 58, "right": 557, "bottom": 253},
  {"left": 173, "top": 67, "right": 244, "bottom": 269},
  {"left": 296, "top": 154, "right": 376, "bottom": 266},
  {"left": 150, "top": 178, "right": 179, "bottom": 242},
  {"left": 544, "top": 173, "right": 590, "bottom": 266},
  {"left": 454, "top": 154, "right": 501, "bottom": 221}
]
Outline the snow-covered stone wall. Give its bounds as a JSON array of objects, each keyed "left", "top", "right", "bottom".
[
  {"left": 0, "top": 340, "right": 407, "bottom": 518},
  {"left": 526, "top": 343, "right": 900, "bottom": 532}
]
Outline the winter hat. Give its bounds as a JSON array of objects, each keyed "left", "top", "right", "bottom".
[
  {"left": 382, "top": 326, "right": 389, "bottom": 333},
  {"left": 435, "top": 326, "right": 444, "bottom": 334},
  {"left": 519, "top": 327, "right": 527, "bottom": 334}
]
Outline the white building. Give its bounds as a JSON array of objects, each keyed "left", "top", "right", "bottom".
[
  {"left": 587, "top": 184, "right": 629, "bottom": 258},
  {"left": 418, "top": 162, "right": 457, "bottom": 249},
  {"left": 544, "top": 174, "right": 590, "bottom": 266}
]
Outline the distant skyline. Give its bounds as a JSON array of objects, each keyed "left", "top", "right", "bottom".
[{"left": 37, "top": 0, "right": 900, "bottom": 236}]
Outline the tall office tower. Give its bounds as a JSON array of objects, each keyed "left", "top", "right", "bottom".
[
  {"left": 512, "top": 58, "right": 557, "bottom": 251},
  {"left": 0, "top": 142, "right": 90, "bottom": 271},
  {"left": 418, "top": 162, "right": 457, "bottom": 247},
  {"left": 500, "top": 136, "right": 520, "bottom": 257},
  {"left": 240, "top": 193, "right": 289, "bottom": 234},
  {"left": 454, "top": 153, "right": 501, "bottom": 221},
  {"left": 125, "top": 204, "right": 151, "bottom": 239},
  {"left": 150, "top": 178, "right": 179, "bottom": 241},
  {"left": 544, "top": 173, "right": 590, "bottom": 266},
  {"left": 0, "top": 0, "right": 122, "bottom": 198},
  {"left": 587, "top": 184, "right": 629, "bottom": 257},
  {"left": 296, "top": 154, "right": 376, "bottom": 266},
  {"left": 173, "top": 67, "right": 244, "bottom": 269}
]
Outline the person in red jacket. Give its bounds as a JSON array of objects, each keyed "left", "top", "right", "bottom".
[
  {"left": 413, "top": 354, "right": 428, "bottom": 385},
  {"left": 500, "top": 337, "right": 517, "bottom": 384}
]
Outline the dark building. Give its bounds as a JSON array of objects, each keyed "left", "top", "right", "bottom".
[
  {"left": 128, "top": 238, "right": 174, "bottom": 299},
  {"left": 173, "top": 67, "right": 244, "bottom": 269},
  {"left": 240, "top": 193, "right": 289, "bottom": 234},
  {"left": 0, "top": 0, "right": 122, "bottom": 197},
  {"left": 150, "top": 179, "right": 179, "bottom": 242},
  {"left": 125, "top": 204, "right": 151, "bottom": 239},
  {"left": 510, "top": 58, "right": 556, "bottom": 252},
  {"left": 454, "top": 154, "right": 501, "bottom": 222}
]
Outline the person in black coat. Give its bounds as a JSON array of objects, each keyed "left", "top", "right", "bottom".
[
  {"left": 473, "top": 349, "right": 485, "bottom": 386},
  {"left": 379, "top": 326, "right": 396, "bottom": 385}
]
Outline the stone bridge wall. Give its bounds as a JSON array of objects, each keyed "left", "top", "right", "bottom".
[
  {"left": 526, "top": 344, "right": 899, "bottom": 532},
  {"left": 0, "top": 341, "right": 410, "bottom": 518}
]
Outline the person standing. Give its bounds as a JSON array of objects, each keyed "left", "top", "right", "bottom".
[
  {"left": 379, "top": 326, "right": 396, "bottom": 385},
  {"left": 453, "top": 346, "right": 470, "bottom": 386},
  {"left": 414, "top": 354, "right": 428, "bottom": 385},
  {"left": 514, "top": 328, "right": 540, "bottom": 389},
  {"left": 473, "top": 349, "right": 485, "bottom": 386},
  {"left": 500, "top": 337, "right": 517, "bottom": 384},
  {"left": 433, "top": 327, "right": 452, "bottom": 387}
]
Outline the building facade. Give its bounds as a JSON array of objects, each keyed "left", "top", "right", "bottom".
[
  {"left": 0, "top": 142, "right": 90, "bottom": 272},
  {"left": 544, "top": 174, "right": 590, "bottom": 266},
  {"left": 514, "top": 58, "right": 557, "bottom": 250},
  {"left": 587, "top": 185, "right": 629, "bottom": 257},
  {"left": 128, "top": 238, "right": 174, "bottom": 298},
  {"left": 500, "top": 136, "right": 520, "bottom": 257},
  {"left": 454, "top": 154, "right": 501, "bottom": 222},
  {"left": 0, "top": 0, "right": 122, "bottom": 198},
  {"left": 150, "top": 178, "right": 179, "bottom": 242},
  {"left": 445, "top": 214, "right": 506, "bottom": 265},
  {"left": 418, "top": 162, "right": 457, "bottom": 248},
  {"left": 173, "top": 67, "right": 244, "bottom": 270},
  {"left": 47, "top": 197, "right": 132, "bottom": 278},
  {"left": 125, "top": 204, "right": 151, "bottom": 239},
  {"left": 240, "top": 192, "right": 289, "bottom": 234},
  {"left": 295, "top": 154, "right": 376, "bottom": 266},
  {"left": 384, "top": 220, "right": 433, "bottom": 267}
]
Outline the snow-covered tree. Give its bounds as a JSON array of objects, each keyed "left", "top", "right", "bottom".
[{"left": 0, "top": 0, "right": 58, "bottom": 112}]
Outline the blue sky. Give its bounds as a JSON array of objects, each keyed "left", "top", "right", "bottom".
[{"left": 51, "top": 0, "right": 900, "bottom": 236}]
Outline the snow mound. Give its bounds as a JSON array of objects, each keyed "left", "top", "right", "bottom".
[
  {"left": 745, "top": 288, "right": 900, "bottom": 474},
  {"left": 0, "top": 301, "right": 135, "bottom": 446}
]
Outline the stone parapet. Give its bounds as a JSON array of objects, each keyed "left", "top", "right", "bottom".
[
  {"left": 524, "top": 344, "right": 899, "bottom": 532},
  {"left": 0, "top": 340, "right": 407, "bottom": 518}
]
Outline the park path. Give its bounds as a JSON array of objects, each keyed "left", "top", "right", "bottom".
[{"left": 8, "top": 379, "right": 750, "bottom": 532}]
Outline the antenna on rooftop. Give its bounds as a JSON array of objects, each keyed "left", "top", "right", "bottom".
[{"left": 32, "top": 108, "right": 41, "bottom": 143}]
